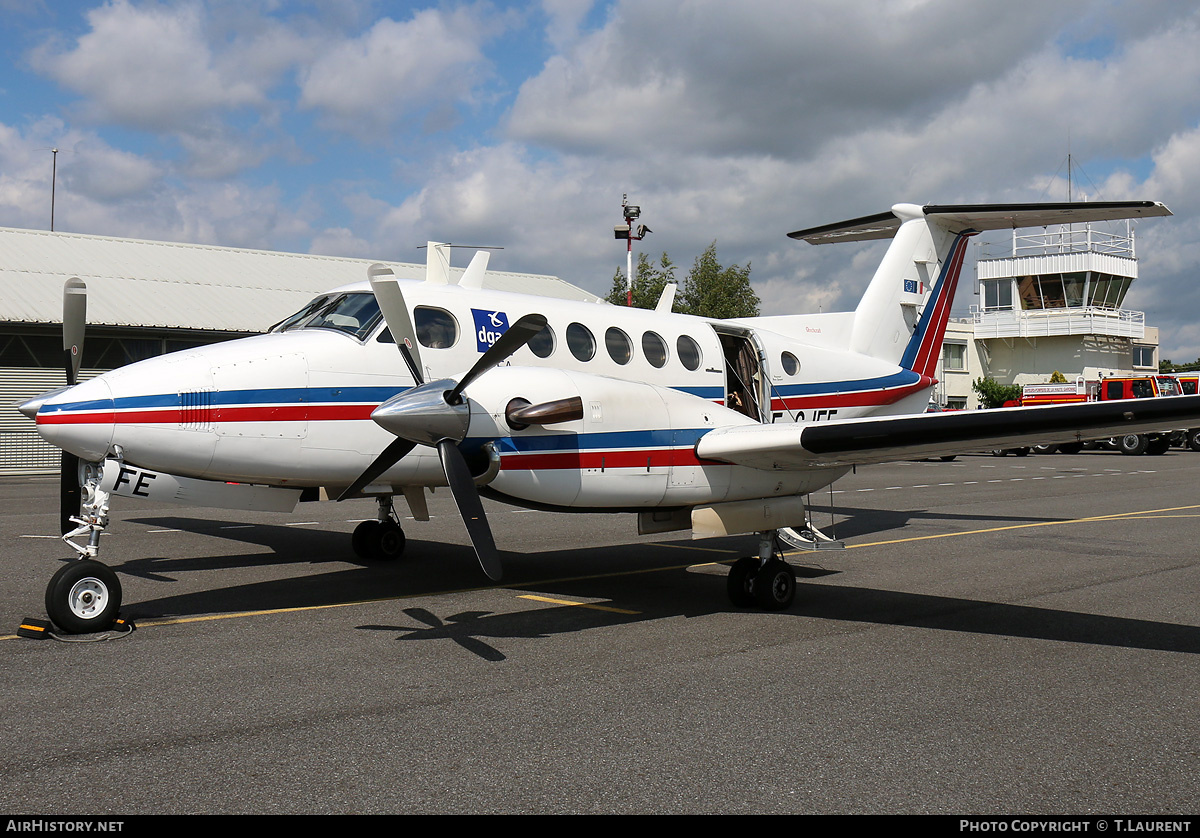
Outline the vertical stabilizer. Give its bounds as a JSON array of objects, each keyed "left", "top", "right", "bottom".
[{"left": 847, "top": 204, "right": 971, "bottom": 374}]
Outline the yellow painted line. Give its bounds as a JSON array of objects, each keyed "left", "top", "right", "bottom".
[
  {"left": 810, "top": 503, "right": 1200, "bottom": 552},
  {"left": 518, "top": 595, "right": 640, "bottom": 615}
]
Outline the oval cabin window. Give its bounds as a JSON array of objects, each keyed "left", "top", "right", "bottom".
[{"left": 566, "top": 322, "right": 596, "bottom": 361}]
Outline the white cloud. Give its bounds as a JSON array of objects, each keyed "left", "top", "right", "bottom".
[
  {"left": 508, "top": 0, "right": 1111, "bottom": 157},
  {"left": 298, "top": 7, "right": 493, "bottom": 137},
  {"left": 62, "top": 142, "right": 163, "bottom": 202},
  {"left": 31, "top": 0, "right": 267, "bottom": 132},
  {"left": 309, "top": 226, "right": 372, "bottom": 258},
  {"left": 541, "top": 0, "right": 596, "bottom": 51}
]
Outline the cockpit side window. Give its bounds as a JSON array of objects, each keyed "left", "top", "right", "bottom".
[{"left": 304, "top": 294, "right": 383, "bottom": 340}]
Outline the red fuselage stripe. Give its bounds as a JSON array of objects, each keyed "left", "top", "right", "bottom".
[
  {"left": 38, "top": 404, "right": 377, "bottom": 425},
  {"left": 770, "top": 379, "right": 933, "bottom": 411},
  {"left": 500, "top": 448, "right": 719, "bottom": 470}
]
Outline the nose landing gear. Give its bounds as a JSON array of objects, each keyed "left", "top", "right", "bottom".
[{"left": 46, "top": 459, "right": 123, "bottom": 634}]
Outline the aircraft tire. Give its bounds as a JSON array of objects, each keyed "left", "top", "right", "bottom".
[
  {"left": 372, "top": 520, "right": 406, "bottom": 560},
  {"left": 45, "top": 559, "right": 121, "bottom": 634},
  {"left": 1059, "top": 442, "right": 1083, "bottom": 455},
  {"left": 726, "top": 557, "right": 758, "bottom": 607},
  {"left": 753, "top": 559, "right": 796, "bottom": 611},
  {"left": 351, "top": 520, "right": 379, "bottom": 559}
]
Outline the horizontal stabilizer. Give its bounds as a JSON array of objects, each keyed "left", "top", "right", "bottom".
[
  {"left": 696, "top": 395, "right": 1200, "bottom": 470},
  {"left": 789, "top": 201, "right": 1171, "bottom": 245}
]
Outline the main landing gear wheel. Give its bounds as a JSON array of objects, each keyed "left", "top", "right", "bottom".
[
  {"left": 45, "top": 559, "right": 122, "bottom": 634},
  {"left": 753, "top": 559, "right": 797, "bottom": 611},
  {"left": 352, "top": 519, "right": 407, "bottom": 560},
  {"left": 727, "top": 557, "right": 758, "bottom": 607},
  {"left": 726, "top": 557, "right": 797, "bottom": 611}
]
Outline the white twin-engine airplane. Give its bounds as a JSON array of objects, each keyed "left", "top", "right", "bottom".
[{"left": 22, "top": 200, "right": 1200, "bottom": 634}]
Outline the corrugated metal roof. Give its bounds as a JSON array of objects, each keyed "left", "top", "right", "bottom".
[{"left": 0, "top": 227, "right": 599, "bottom": 333}]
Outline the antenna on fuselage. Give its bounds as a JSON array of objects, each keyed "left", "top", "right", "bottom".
[{"left": 416, "top": 243, "right": 504, "bottom": 286}]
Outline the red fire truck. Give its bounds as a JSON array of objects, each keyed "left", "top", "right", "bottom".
[{"left": 1007, "top": 376, "right": 1183, "bottom": 455}]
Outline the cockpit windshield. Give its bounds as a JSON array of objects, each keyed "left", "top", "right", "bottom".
[{"left": 270, "top": 293, "right": 383, "bottom": 340}]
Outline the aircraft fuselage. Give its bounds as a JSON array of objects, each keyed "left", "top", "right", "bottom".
[{"left": 34, "top": 279, "right": 932, "bottom": 510}]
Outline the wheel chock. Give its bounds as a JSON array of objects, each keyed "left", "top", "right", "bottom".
[
  {"left": 16, "top": 617, "right": 53, "bottom": 639},
  {"left": 16, "top": 615, "right": 136, "bottom": 641}
]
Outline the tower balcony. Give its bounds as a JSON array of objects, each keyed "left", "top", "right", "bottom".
[{"left": 971, "top": 305, "right": 1144, "bottom": 339}]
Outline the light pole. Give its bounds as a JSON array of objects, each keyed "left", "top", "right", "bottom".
[
  {"left": 50, "top": 148, "right": 58, "bottom": 232},
  {"left": 613, "top": 195, "right": 650, "bottom": 306}
]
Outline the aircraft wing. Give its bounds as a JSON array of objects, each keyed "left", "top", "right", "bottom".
[
  {"left": 695, "top": 396, "right": 1200, "bottom": 469},
  {"left": 788, "top": 201, "right": 1171, "bottom": 244}
]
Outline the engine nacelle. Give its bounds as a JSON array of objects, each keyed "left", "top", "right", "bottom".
[{"left": 460, "top": 366, "right": 820, "bottom": 509}]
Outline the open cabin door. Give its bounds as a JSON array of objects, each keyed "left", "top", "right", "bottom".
[{"left": 714, "top": 328, "right": 766, "bottom": 422}]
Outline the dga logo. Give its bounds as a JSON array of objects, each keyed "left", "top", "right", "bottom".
[{"left": 472, "top": 309, "right": 509, "bottom": 352}]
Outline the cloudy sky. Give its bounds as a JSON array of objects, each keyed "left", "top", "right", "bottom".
[{"left": 3, "top": 1, "right": 1200, "bottom": 358}]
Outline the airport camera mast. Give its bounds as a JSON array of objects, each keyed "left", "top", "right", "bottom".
[{"left": 613, "top": 195, "right": 651, "bottom": 306}]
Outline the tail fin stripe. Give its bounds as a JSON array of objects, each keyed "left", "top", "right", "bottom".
[{"left": 900, "top": 231, "right": 974, "bottom": 376}]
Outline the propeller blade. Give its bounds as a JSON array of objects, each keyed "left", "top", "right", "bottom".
[
  {"left": 447, "top": 313, "right": 548, "bottom": 404},
  {"left": 63, "top": 277, "right": 86, "bottom": 387},
  {"left": 506, "top": 396, "right": 584, "bottom": 429},
  {"left": 337, "top": 437, "right": 418, "bottom": 501},
  {"left": 60, "top": 453, "right": 80, "bottom": 535},
  {"left": 60, "top": 278, "right": 87, "bottom": 533},
  {"left": 368, "top": 264, "right": 424, "bottom": 385},
  {"left": 437, "top": 439, "right": 502, "bottom": 581}
]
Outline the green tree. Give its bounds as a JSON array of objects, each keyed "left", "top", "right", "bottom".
[
  {"left": 1049, "top": 370, "right": 1068, "bottom": 383},
  {"left": 1161, "top": 357, "right": 1200, "bottom": 373},
  {"left": 972, "top": 377, "right": 1022, "bottom": 409},
  {"left": 678, "top": 242, "right": 759, "bottom": 319},
  {"left": 605, "top": 252, "right": 677, "bottom": 310}
]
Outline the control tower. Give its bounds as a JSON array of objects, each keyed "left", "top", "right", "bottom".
[{"left": 961, "top": 216, "right": 1157, "bottom": 392}]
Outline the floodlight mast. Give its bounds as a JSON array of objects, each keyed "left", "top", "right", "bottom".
[{"left": 614, "top": 194, "right": 650, "bottom": 306}]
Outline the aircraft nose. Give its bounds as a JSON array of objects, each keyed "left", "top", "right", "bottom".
[{"left": 34, "top": 377, "right": 116, "bottom": 462}]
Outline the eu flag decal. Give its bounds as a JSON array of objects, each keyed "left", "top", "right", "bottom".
[
  {"left": 472, "top": 309, "right": 509, "bottom": 352},
  {"left": 903, "top": 279, "right": 923, "bottom": 294}
]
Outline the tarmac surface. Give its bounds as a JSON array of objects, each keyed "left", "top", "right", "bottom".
[{"left": 1, "top": 449, "right": 1198, "bottom": 814}]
